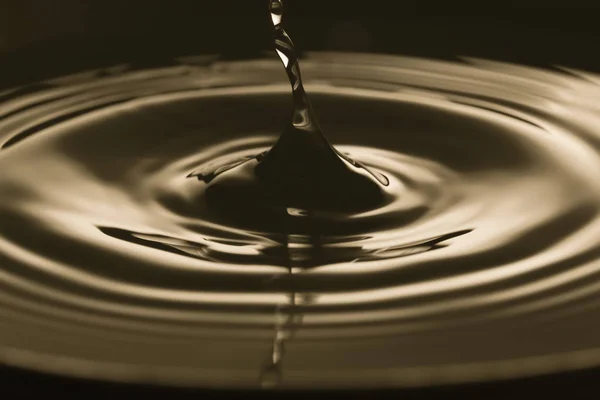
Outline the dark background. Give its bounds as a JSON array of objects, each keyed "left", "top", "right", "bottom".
[
  {"left": 2, "top": 1, "right": 600, "bottom": 398},
  {"left": 2, "top": 1, "right": 600, "bottom": 86}
]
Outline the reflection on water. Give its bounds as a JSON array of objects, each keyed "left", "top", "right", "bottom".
[{"left": 2, "top": 53, "right": 600, "bottom": 388}]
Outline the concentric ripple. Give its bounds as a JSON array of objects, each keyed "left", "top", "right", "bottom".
[{"left": 2, "top": 53, "right": 600, "bottom": 388}]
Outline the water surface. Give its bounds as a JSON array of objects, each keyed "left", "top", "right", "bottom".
[{"left": 1, "top": 52, "right": 600, "bottom": 388}]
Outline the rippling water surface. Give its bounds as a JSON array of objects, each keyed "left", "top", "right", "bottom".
[{"left": 2, "top": 52, "right": 600, "bottom": 388}]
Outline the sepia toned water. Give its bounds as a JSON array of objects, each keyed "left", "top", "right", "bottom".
[{"left": 2, "top": 2, "right": 600, "bottom": 389}]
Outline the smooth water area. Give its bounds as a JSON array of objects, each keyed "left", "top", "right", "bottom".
[{"left": 2, "top": 52, "right": 600, "bottom": 388}]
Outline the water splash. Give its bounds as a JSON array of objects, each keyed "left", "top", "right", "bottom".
[{"left": 195, "top": 0, "right": 388, "bottom": 220}]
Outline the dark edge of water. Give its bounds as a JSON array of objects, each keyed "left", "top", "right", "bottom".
[{"left": 0, "top": 363, "right": 599, "bottom": 399}]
